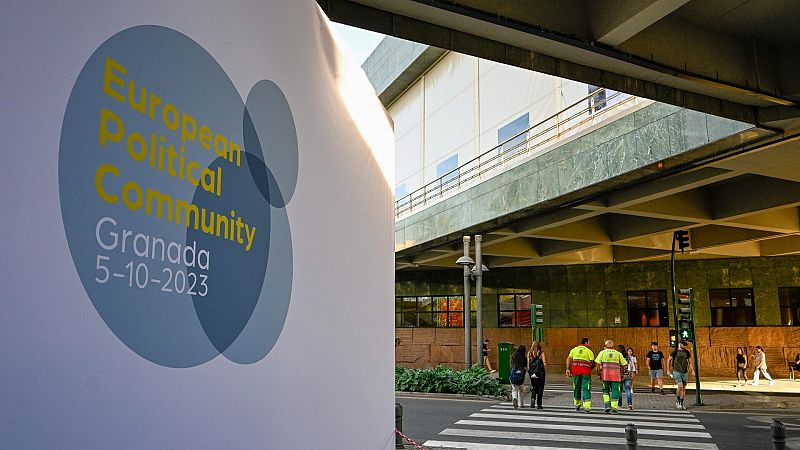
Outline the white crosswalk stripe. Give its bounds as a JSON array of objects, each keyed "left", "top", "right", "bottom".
[{"left": 423, "top": 401, "right": 718, "bottom": 449}]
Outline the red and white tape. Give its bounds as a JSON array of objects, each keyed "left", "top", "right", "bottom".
[{"left": 395, "top": 428, "right": 426, "bottom": 449}]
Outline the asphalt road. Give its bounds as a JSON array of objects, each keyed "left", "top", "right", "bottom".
[{"left": 397, "top": 395, "right": 800, "bottom": 449}]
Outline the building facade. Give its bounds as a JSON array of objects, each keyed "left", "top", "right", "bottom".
[{"left": 367, "top": 37, "right": 800, "bottom": 378}]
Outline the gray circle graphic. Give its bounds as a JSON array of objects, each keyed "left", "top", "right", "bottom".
[{"left": 59, "top": 25, "right": 296, "bottom": 367}]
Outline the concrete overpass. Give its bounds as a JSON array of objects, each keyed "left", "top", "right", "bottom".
[{"left": 320, "top": 0, "right": 800, "bottom": 132}]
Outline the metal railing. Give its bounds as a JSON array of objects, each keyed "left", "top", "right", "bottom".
[{"left": 395, "top": 88, "right": 643, "bottom": 219}]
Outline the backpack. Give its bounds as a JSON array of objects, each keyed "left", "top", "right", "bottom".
[
  {"left": 509, "top": 367, "right": 525, "bottom": 385},
  {"left": 529, "top": 355, "right": 545, "bottom": 379}
]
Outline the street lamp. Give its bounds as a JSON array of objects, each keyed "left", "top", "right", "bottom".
[
  {"left": 456, "top": 237, "right": 474, "bottom": 369},
  {"left": 472, "top": 234, "right": 488, "bottom": 371}
]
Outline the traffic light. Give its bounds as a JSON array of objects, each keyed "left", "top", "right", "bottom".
[
  {"left": 532, "top": 304, "right": 544, "bottom": 341},
  {"left": 677, "top": 288, "right": 693, "bottom": 341},
  {"left": 674, "top": 230, "right": 690, "bottom": 253}
]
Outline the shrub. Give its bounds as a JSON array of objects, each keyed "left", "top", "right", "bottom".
[{"left": 395, "top": 365, "right": 505, "bottom": 396}]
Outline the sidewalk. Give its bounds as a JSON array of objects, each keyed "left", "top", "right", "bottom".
[
  {"left": 499, "top": 373, "right": 800, "bottom": 411},
  {"left": 494, "top": 372, "right": 800, "bottom": 394}
]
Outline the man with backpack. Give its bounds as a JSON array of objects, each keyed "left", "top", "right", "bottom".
[{"left": 527, "top": 341, "right": 547, "bottom": 409}]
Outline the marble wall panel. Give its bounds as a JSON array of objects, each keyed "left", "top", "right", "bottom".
[
  {"left": 412, "top": 328, "right": 436, "bottom": 344},
  {"left": 430, "top": 345, "right": 459, "bottom": 363},
  {"left": 435, "top": 328, "right": 463, "bottom": 346}
]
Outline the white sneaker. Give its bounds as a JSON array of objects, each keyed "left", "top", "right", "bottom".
[{"left": 769, "top": 381, "right": 775, "bottom": 386}]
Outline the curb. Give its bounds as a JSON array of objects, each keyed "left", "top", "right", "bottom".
[
  {"left": 694, "top": 400, "right": 800, "bottom": 411},
  {"left": 395, "top": 391, "right": 506, "bottom": 402}
]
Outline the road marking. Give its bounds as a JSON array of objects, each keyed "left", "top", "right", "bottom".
[
  {"left": 455, "top": 419, "right": 713, "bottom": 438},
  {"left": 439, "top": 428, "right": 719, "bottom": 450},
  {"left": 491, "top": 403, "right": 692, "bottom": 420},
  {"left": 470, "top": 412, "right": 707, "bottom": 429},
  {"left": 423, "top": 440, "right": 594, "bottom": 450},
  {"left": 486, "top": 406, "right": 701, "bottom": 422}
]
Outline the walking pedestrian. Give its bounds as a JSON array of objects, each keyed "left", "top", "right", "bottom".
[
  {"left": 595, "top": 340, "right": 627, "bottom": 414},
  {"left": 752, "top": 346, "right": 775, "bottom": 386},
  {"left": 735, "top": 347, "right": 748, "bottom": 386},
  {"left": 790, "top": 353, "right": 800, "bottom": 381},
  {"left": 510, "top": 345, "right": 527, "bottom": 408},
  {"left": 566, "top": 337, "right": 595, "bottom": 413},
  {"left": 618, "top": 345, "right": 634, "bottom": 410},
  {"left": 646, "top": 341, "right": 665, "bottom": 394},
  {"left": 482, "top": 339, "right": 496, "bottom": 373},
  {"left": 667, "top": 340, "right": 693, "bottom": 410},
  {"left": 527, "top": 341, "right": 547, "bottom": 409},
  {"left": 627, "top": 347, "right": 639, "bottom": 388}
]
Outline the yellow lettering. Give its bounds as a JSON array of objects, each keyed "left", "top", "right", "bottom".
[
  {"left": 214, "top": 134, "right": 228, "bottom": 158},
  {"left": 175, "top": 199, "right": 200, "bottom": 229},
  {"left": 162, "top": 104, "right": 179, "bottom": 130},
  {"left": 102, "top": 57, "right": 126, "bottom": 103},
  {"left": 98, "top": 108, "right": 124, "bottom": 145},
  {"left": 126, "top": 131, "right": 147, "bottom": 161},
  {"left": 144, "top": 189, "right": 173, "bottom": 221},
  {"left": 199, "top": 126, "right": 212, "bottom": 150},
  {"left": 180, "top": 112, "right": 197, "bottom": 143},
  {"left": 186, "top": 161, "right": 200, "bottom": 186},
  {"left": 95, "top": 163, "right": 119, "bottom": 203},
  {"left": 148, "top": 92, "right": 162, "bottom": 119},
  {"left": 228, "top": 142, "right": 241, "bottom": 166},
  {"left": 122, "top": 181, "right": 142, "bottom": 211},
  {"left": 200, "top": 167, "right": 215, "bottom": 193}
]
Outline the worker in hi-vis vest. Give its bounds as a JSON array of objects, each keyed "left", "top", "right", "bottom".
[
  {"left": 566, "top": 337, "right": 595, "bottom": 413},
  {"left": 594, "top": 339, "right": 628, "bottom": 414}
]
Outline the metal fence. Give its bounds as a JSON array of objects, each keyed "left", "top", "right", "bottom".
[{"left": 395, "top": 88, "right": 643, "bottom": 219}]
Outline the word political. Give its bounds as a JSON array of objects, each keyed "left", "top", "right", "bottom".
[{"left": 94, "top": 56, "right": 257, "bottom": 251}]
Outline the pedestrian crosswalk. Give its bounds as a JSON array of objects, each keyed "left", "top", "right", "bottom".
[{"left": 423, "top": 402, "right": 718, "bottom": 449}]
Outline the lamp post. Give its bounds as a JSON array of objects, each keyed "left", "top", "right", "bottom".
[
  {"left": 456, "top": 236, "right": 474, "bottom": 369},
  {"left": 474, "top": 235, "right": 486, "bottom": 369}
]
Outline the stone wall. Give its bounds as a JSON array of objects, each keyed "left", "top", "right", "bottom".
[
  {"left": 397, "top": 255, "right": 800, "bottom": 329},
  {"left": 395, "top": 326, "right": 800, "bottom": 378}
]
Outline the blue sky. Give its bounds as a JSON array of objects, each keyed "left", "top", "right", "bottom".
[{"left": 330, "top": 23, "right": 385, "bottom": 65}]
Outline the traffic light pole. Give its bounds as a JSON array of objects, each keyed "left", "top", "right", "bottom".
[
  {"left": 690, "top": 292, "right": 704, "bottom": 406},
  {"left": 671, "top": 233, "right": 679, "bottom": 348}
]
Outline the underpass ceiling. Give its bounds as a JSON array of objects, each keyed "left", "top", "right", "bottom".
[
  {"left": 396, "top": 135, "right": 800, "bottom": 270},
  {"left": 320, "top": 0, "right": 800, "bottom": 131}
]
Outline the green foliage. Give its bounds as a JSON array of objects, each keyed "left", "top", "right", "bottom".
[{"left": 395, "top": 365, "right": 505, "bottom": 396}]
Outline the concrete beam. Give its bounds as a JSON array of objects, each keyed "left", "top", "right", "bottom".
[
  {"left": 482, "top": 237, "right": 540, "bottom": 259},
  {"left": 760, "top": 235, "right": 800, "bottom": 256},
  {"left": 605, "top": 214, "right": 693, "bottom": 242},
  {"left": 606, "top": 167, "right": 734, "bottom": 208},
  {"left": 612, "top": 245, "right": 672, "bottom": 262},
  {"left": 689, "top": 225, "right": 778, "bottom": 249},
  {"left": 535, "top": 239, "right": 601, "bottom": 257},
  {"left": 708, "top": 175, "right": 800, "bottom": 220},
  {"left": 529, "top": 216, "right": 610, "bottom": 244},
  {"left": 590, "top": 0, "right": 690, "bottom": 47},
  {"left": 720, "top": 207, "right": 800, "bottom": 234},
  {"left": 620, "top": 189, "right": 712, "bottom": 222}
]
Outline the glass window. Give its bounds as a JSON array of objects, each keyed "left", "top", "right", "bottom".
[
  {"left": 779, "top": 287, "right": 800, "bottom": 326},
  {"left": 588, "top": 85, "right": 606, "bottom": 112},
  {"left": 395, "top": 295, "right": 466, "bottom": 327},
  {"left": 709, "top": 288, "right": 756, "bottom": 327},
  {"left": 395, "top": 183, "right": 408, "bottom": 203},
  {"left": 498, "top": 113, "right": 529, "bottom": 160},
  {"left": 435, "top": 154, "right": 459, "bottom": 194},
  {"left": 498, "top": 293, "right": 533, "bottom": 327},
  {"left": 627, "top": 290, "right": 668, "bottom": 327}
]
